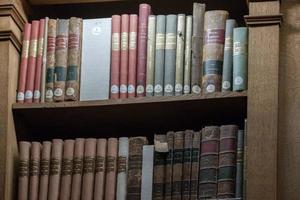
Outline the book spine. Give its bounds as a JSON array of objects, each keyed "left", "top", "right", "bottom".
[
  {"left": 191, "top": 3, "right": 205, "bottom": 94},
  {"left": 18, "top": 142, "right": 31, "bottom": 200},
  {"left": 53, "top": 19, "right": 69, "bottom": 102},
  {"left": 175, "top": 14, "right": 186, "bottom": 96},
  {"left": 154, "top": 15, "right": 166, "bottom": 97},
  {"left": 172, "top": 131, "right": 184, "bottom": 200},
  {"left": 164, "top": 131, "right": 174, "bottom": 200},
  {"left": 164, "top": 15, "right": 177, "bottom": 96},
  {"left": 218, "top": 125, "right": 238, "bottom": 199},
  {"left": 17, "top": 23, "right": 31, "bottom": 103},
  {"left": 127, "top": 137, "right": 148, "bottom": 200},
  {"left": 222, "top": 19, "right": 237, "bottom": 92},
  {"left": 183, "top": 16, "right": 192, "bottom": 94},
  {"left": 243, "top": 119, "right": 247, "bottom": 199},
  {"left": 199, "top": 126, "right": 220, "bottom": 199},
  {"left": 120, "top": 15, "right": 130, "bottom": 99},
  {"left": 202, "top": 11, "right": 228, "bottom": 94},
  {"left": 81, "top": 138, "right": 97, "bottom": 200},
  {"left": 116, "top": 137, "right": 129, "bottom": 200},
  {"left": 110, "top": 15, "right": 121, "bottom": 99},
  {"left": 65, "top": 17, "right": 83, "bottom": 101},
  {"left": 25, "top": 20, "right": 39, "bottom": 103},
  {"left": 29, "top": 142, "right": 41, "bottom": 200},
  {"left": 182, "top": 130, "right": 193, "bottom": 200},
  {"left": 141, "top": 145, "right": 154, "bottom": 200},
  {"left": 48, "top": 139, "right": 63, "bottom": 200},
  {"left": 146, "top": 15, "right": 156, "bottom": 97},
  {"left": 235, "top": 130, "right": 244, "bottom": 198},
  {"left": 233, "top": 27, "right": 248, "bottom": 91},
  {"left": 40, "top": 17, "right": 49, "bottom": 103},
  {"left": 94, "top": 139, "right": 107, "bottom": 200},
  {"left": 136, "top": 3, "right": 151, "bottom": 97},
  {"left": 104, "top": 138, "right": 118, "bottom": 200},
  {"left": 45, "top": 19, "right": 57, "bottom": 102},
  {"left": 38, "top": 141, "right": 51, "bottom": 200},
  {"left": 33, "top": 19, "right": 45, "bottom": 102},
  {"left": 59, "top": 139, "right": 75, "bottom": 200},
  {"left": 128, "top": 14, "right": 138, "bottom": 98},
  {"left": 190, "top": 131, "right": 201, "bottom": 200}
]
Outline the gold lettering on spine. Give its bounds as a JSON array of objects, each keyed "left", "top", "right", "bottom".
[
  {"left": 22, "top": 40, "right": 30, "bottom": 58},
  {"left": 62, "top": 159, "right": 73, "bottom": 175},
  {"left": 73, "top": 157, "right": 83, "bottom": 174},
  {"left": 129, "top": 32, "right": 137, "bottom": 50},
  {"left": 19, "top": 160, "right": 29, "bottom": 177},
  {"left": 37, "top": 38, "right": 44, "bottom": 56},
  {"left": 165, "top": 33, "right": 176, "bottom": 50},
  {"left": 117, "top": 156, "right": 127, "bottom": 173},
  {"left": 106, "top": 156, "right": 116, "bottom": 172},
  {"left": 50, "top": 158, "right": 61, "bottom": 175},
  {"left": 29, "top": 39, "right": 38, "bottom": 57},
  {"left": 83, "top": 156, "right": 95, "bottom": 174},
  {"left": 121, "top": 32, "right": 129, "bottom": 51},
  {"left": 40, "top": 159, "right": 50, "bottom": 176},
  {"left": 112, "top": 33, "right": 120, "bottom": 51},
  {"left": 95, "top": 156, "right": 105, "bottom": 173},
  {"left": 29, "top": 160, "right": 40, "bottom": 176}
]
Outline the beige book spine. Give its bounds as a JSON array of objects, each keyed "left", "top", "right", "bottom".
[
  {"left": 38, "top": 141, "right": 52, "bottom": 200},
  {"left": 18, "top": 142, "right": 31, "bottom": 200},
  {"left": 94, "top": 139, "right": 107, "bottom": 200},
  {"left": 183, "top": 16, "right": 192, "bottom": 94},
  {"left": 29, "top": 142, "right": 41, "bottom": 200}
]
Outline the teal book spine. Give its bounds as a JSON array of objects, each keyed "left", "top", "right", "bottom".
[{"left": 235, "top": 130, "right": 244, "bottom": 198}]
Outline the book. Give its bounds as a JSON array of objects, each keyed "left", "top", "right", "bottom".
[
  {"left": 233, "top": 27, "right": 248, "bottom": 91},
  {"left": 29, "top": 142, "right": 41, "bottom": 200},
  {"left": 146, "top": 15, "right": 156, "bottom": 97},
  {"left": 18, "top": 142, "right": 31, "bottom": 200},
  {"left": 235, "top": 130, "right": 244, "bottom": 198},
  {"left": 136, "top": 3, "right": 151, "bottom": 97},
  {"left": 243, "top": 119, "right": 247, "bottom": 199},
  {"left": 116, "top": 137, "right": 129, "bottom": 200},
  {"left": 191, "top": 3, "right": 205, "bottom": 94},
  {"left": 38, "top": 141, "right": 51, "bottom": 200},
  {"left": 183, "top": 16, "right": 192, "bottom": 94},
  {"left": 94, "top": 139, "right": 107, "bottom": 200},
  {"left": 222, "top": 19, "right": 237, "bottom": 92},
  {"left": 141, "top": 145, "right": 154, "bottom": 200},
  {"left": 190, "top": 131, "right": 201, "bottom": 200},
  {"left": 154, "top": 15, "right": 166, "bottom": 97},
  {"left": 164, "top": 15, "right": 177, "bottom": 96},
  {"left": 164, "top": 131, "right": 174, "bottom": 200},
  {"left": 182, "top": 130, "right": 193, "bottom": 200},
  {"left": 80, "top": 18, "right": 111, "bottom": 101},
  {"left": 172, "top": 131, "right": 184, "bottom": 200},
  {"left": 17, "top": 23, "right": 31, "bottom": 103},
  {"left": 202, "top": 11, "right": 228, "bottom": 94},
  {"left": 40, "top": 17, "right": 49, "bottom": 103},
  {"left": 127, "top": 137, "right": 148, "bottom": 199}
]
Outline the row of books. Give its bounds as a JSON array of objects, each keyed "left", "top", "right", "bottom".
[{"left": 18, "top": 125, "right": 245, "bottom": 200}]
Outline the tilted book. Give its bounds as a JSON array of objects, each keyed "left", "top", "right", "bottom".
[
  {"left": 40, "top": 17, "right": 49, "bottom": 103},
  {"left": 29, "top": 142, "right": 41, "bottom": 200},
  {"left": 18, "top": 142, "right": 31, "bottom": 200},
  {"left": 183, "top": 16, "right": 193, "bottom": 94},
  {"left": 164, "top": 131, "right": 174, "bottom": 200},
  {"left": 172, "top": 131, "right": 184, "bottom": 200},
  {"left": 190, "top": 131, "right": 201, "bottom": 200},
  {"left": 141, "top": 145, "right": 154, "bottom": 200},
  {"left": 182, "top": 130, "right": 193, "bottom": 200},
  {"left": 38, "top": 141, "right": 51, "bottom": 200},
  {"left": 116, "top": 137, "right": 129, "bottom": 200},
  {"left": 146, "top": 15, "right": 156, "bottom": 97},
  {"left": 94, "top": 139, "right": 107, "bottom": 200}
]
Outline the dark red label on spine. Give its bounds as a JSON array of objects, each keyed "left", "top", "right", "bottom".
[{"left": 204, "top": 29, "right": 225, "bottom": 45}]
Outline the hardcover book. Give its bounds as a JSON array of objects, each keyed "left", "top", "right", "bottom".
[
  {"left": 18, "top": 142, "right": 31, "bottom": 200},
  {"left": 146, "top": 15, "right": 156, "bottom": 97},
  {"left": 94, "top": 139, "right": 107, "bottom": 200},
  {"left": 40, "top": 17, "right": 49, "bottom": 103},
  {"left": 141, "top": 145, "right": 154, "bottom": 200},
  {"left": 172, "top": 131, "right": 184, "bottom": 200},
  {"left": 165, "top": 131, "right": 174, "bottom": 200},
  {"left": 116, "top": 137, "right": 128, "bottom": 200},
  {"left": 38, "top": 141, "right": 51, "bottom": 200},
  {"left": 182, "top": 130, "right": 193, "bottom": 200},
  {"left": 190, "top": 131, "right": 201, "bottom": 200},
  {"left": 235, "top": 130, "right": 245, "bottom": 198},
  {"left": 29, "top": 142, "right": 41, "bottom": 200},
  {"left": 183, "top": 16, "right": 193, "bottom": 94}
]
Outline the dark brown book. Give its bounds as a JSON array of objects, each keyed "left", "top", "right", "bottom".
[
  {"left": 190, "top": 131, "right": 201, "bottom": 200},
  {"left": 29, "top": 142, "right": 41, "bottom": 200},
  {"left": 18, "top": 141, "right": 31, "bottom": 200},
  {"left": 38, "top": 141, "right": 51, "bottom": 200},
  {"left": 182, "top": 130, "right": 193, "bottom": 200},
  {"left": 172, "top": 131, "right": 184, "bottom": 200},
  {"left": 164, "top": 131, "right": 174, "bottom": 200}
]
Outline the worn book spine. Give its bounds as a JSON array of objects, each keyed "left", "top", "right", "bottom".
[
  {"left": 94, "top": 139, "right": 107, "bottom": 200},
  {"left": 48, "top": 139, "right": 63, "bottom": 200},
  {"left": 40, "top": 17, "right": 49, "bottom": 103},
  {"left": 116, "top": 137, "right": 129, "bottom": 200},
  {"left": 18, "top": 142, "right": 31, "bottom": 200},
  {"left": 218, "top": 125, "right": 238, "bottom": 199},
  {"left": 235, "top": 130, "right": 244, "bottom": 198},
  {"left": 104, "top": 138, "right": 118, "bottom": 200},
  {"left": 172, "top": 131, "right": 184, "bottom": 200},
  {"left": 38, "top": 141, "right": 51, "bottom": 200},
  {"left": 59, "top": 139, "right": 75, "bottom": 200},
  {"left": 17, "top": 23, "right": 31, "bottom": 103},
  {"left": 141, "top": 145, "right": 154, "bottom": 200},
  {"left": 136, "top": 3, "right": 151, "bottom": 97},
  {"left": 182, "top": 130, "right": 193, "bottom": 200},
  {"left": 127, "top": 137, "right": 148, "bottom": 200},
  {"left": 243, "top": 119, "right": 247, "bottom": 199},
  {"left": 164, "top": 15, "right": 177, "bottom": 96},
  {"left": 165, "top": 131, "right": 174, "bottom": 200},
  {"left": 53, "top": 19, "right": 69, "bottom": 102},
  {"left": 29, "top": 142, "right": 41, "bottom": 200},
  {"left": 146, "top": 15, "right": 156, "bottom": 97},
  {"left": 45, "top": 19, "right": 57, "bottom": 102},
  {"left": 183, "top": 16, "right": 192, "bottom": 94},
  {"left": 154, "top": 15, "right": 166, "bottom": 97},
  {"left": 222, "top": 19, "right": 237, "bottom": 92},
  {"left": 202, "top": 10, "right": 228, "bottom": 94},
  {"left": 128, "top": 14, "right": 138, "bottom": 98},
  {"left": 233, "top": 27, "right": 248, "bottom": 91},
  {"left": 65, "top": 17, "right": 82, "bottom": 101},
  {"left": 25, "top": 20, "right": 39, "bottom": 103},
  {"left": 190, "top": 131, "right": 201, "bottom": 200},
  {"left": 120, "top": 14, "right": 129, "bottom": 99},
  {"left": 70, "top": 138, "right": 85, "bottom": 200},
  {"left": 191, "top": 3, "right": 205, "bottom": 94},
  {"left": 199, "top": 126, "right": 220, "bottom": 199}
]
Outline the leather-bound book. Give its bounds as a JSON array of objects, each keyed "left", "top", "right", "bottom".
[
  {"left": 218, "top": 125, "right": 238, "bottom": 199},
  {"left": 183, "top": 16, "right": 192, "bottom": 94},
  {"left": 29, "top": 142, "right": 41, "bottom": 200},
  {"left": 235, "top": 130, "right": 245, "bottom": 198},
  {"left": 202, "top": 11, "right": 228, "bottom": 94},
  {"left": 141, "top": 145, "right": 154, "bottom": 200},
  {"left": 127, "top": 137, "right": 148, "bottom": 200},
  {"left": 164, "top": 131, "right": 174, "bottom": 200},
  {"left": 199, "top": 126, "right": 220, "bottom": 199},
  {"left": 17, "top": 23, "right": 31, "bottom": 103},
  {"left": 38, "top": 141, "right": 51, "bottom": 200},
  {"left": 182, "top": 130, "right": 193, "bottom": 200},
  {"left": 18, "top": 142, "right": 31, "bottom": 200},
  {"left": 116, "top": 137, "right": 129, "bottom": 200},
  {"left": 40, "top": 17, "right": 49, "bottom": 103},
  {"left": 172, "top": 131, "right": 184, "bottom": 200},
  {"left": 94, "top": 139, "right": 107, "bottom": 200},
  {"left": 243, "top": 119, "right": 247, "bottom": 199},
  {"left": 190, "top": 131, "right": 201, "bottom": 200}
]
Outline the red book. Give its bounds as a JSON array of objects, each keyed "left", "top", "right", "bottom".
[
  {"left": 136, "top": 3, "right": 151, "bottom": 97},
  {"left": 120, "top": 14, "right": 129, "bottom": 99},
  {"left": 110, "top": 15, "right": 121, "bottom": 99},
  {"left": 127, "top": 14, "right": 138, "bottom": 98},
  {"left": 17, "top": 23, "right": 31, "bottom": 103},
  {"left": 25, "top": 20, "right": 40, "bottom": 103}
]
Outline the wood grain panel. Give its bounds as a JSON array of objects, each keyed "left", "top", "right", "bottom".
[{"left": 249, "top": 1, "right": 280, "bottom": 16}]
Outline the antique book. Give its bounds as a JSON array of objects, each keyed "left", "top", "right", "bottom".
[
  {"left": 243, "top": 119, "right": 247, "bottom": 199},
  {"left": 80, "top": 18, "right": 111, "bottom": 101},
  {"left": 164, "top": 15, "right": 177, "bottom": 96},
  {"left": 17, "top": 23, "right": 31, "bottom": 103},
  {"left": 18, "top": 142, "right": 31, "bottom": 200},
  {"left": 136, "top": 3, "right": 151, "bottom": 97},
  {"left": 218, "top": 125, "right": 238, "bottom": 198},
  {"left": 48, "top": 139, "right": 63, "bottom": 200},
  {"left": 53, "top": 19, "right": 69, "bottom": 102},
  {"left": 127, "top": 137, "right": 148, "bottom": 199},
  {"left": 183, "top": 16, "right": 193, "bottom": 94},
  {"left": 116, "top": 137, "right": 129, "bottom": 200},
  {"left": 172, "top": 131, "right": 184, "bottom": 200},
  {"left": 154, "top": 15, "right": 166, "bottom": 97},
  {"left": 164, "top": 131, "right": 174, "bottom": 200},
  {"left": 199, "top": 126, "right": 220, "bottom": 199},
  {"left": 104, "top": 138, "right": 118, "bottom": 200},
  {"left": 190, "top": 131, "right": 201, "bottom": 200},
  {"left": 182, "top": 130, "right": 193, "bottom": 200},
  {"left": 235, "top": 130, "right": 245, "bottom": 198},
  {"left": 146, "top": 15, "right": 156, "bottom": 97},
  {"left": 65, "top": 17, "right": 82, "bottom": 101},
  {"left": 29, "top": 142, "right": 41, "bottom": 200},
  {"left": 40, "top": 17, "right": 49, "bottom": 103},
  {"left": 222, "top": 19, "right": 237, "bottom": 92},
  {"left": 141, "top": 145, "right": 154, "bottom": 200},
  {"left": 38, "top": 141, "right": 51, "bottom": 200},
  {"left": 191, "top": 3, "right": 205, "bottom": 94},
  {"left": 233, "top": 27, "right": 248, "bottom": 91},
  {"left": 94, "top": 139, "right": 107, "bottom": 200},
  {"left": 202, "top": 11, "right": 228, "bottom": 94},
  {"left": 25, "top": 20, "right": 39, "bottom": 103},
  {"left": 175, "top": 14, "right": 186, "bottom": 96}
]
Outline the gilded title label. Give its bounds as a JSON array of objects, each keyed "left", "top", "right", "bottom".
[
  {"left": 22, "top": 40, "right": 30, "bottom": 58},
  {"left": 62, "top": 159, "right": 73, "bottom": 175},
  {"left": 19, "top": 160, "right": 29, "bottom": 177},
  {"left": 106, "top": 156, "right": 116, "bottom": 172},
  {"left": 50, "top": 158, "right": 61, "bottom": 175},
  {"left": 73, "top": 157, "right": 83, "bottom": 174},
  {"left": 121, "top": 32, "right": 129, "bottom": 51},
  {"left": 83, "top": 156, "right": 95, "bottom": 174},
  {"left": 40, "top": 159, "right": 50, "bottom": 176},
  {"left": 233, "top": 42, "right": 247, "bottom": 56},
  {"left": 29, "top": 160, "right": 40, "bottom": 176},
  {"left": 29, "top": 39, "right": 38, "bottom": 57},
  {"left": 165, "top": 33, "right": 176, "bottom": 50},
  {"left": 129, "top": 32, "right": 137, "bottom": 50},
  {"left": 37, "top": 38, "right": 44, "bottom": 56},
  {"left": 156, "top": 33, "right": 165, "bottom": 50},
  {"left": 95, "top": 156, "right": 105, "bottom": 173},
  {"left": 112, "top": 33, "right": 120, "bottom": 51},
  {"left": 224, "top": 37, "right": 233, "bottom": 51},
  {"left": 117, "top": 156, "right": 127, "bottom": 173}
]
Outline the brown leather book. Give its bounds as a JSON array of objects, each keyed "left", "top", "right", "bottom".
[
  {"left": 164, "top": 131, "right": 174, "bottom": 200},
  {"left": 190, "top": 131, "right": 201, "bottom": 200},
  {"left": 172, "top": 131, "right": 184, "bottom": 200},
  {"left": 18, "top": 141, "right": 31, "bottom": 200},
  {"left": 29, "top": 142, "right": 41, "bottom": 200},
  {"left": 38, "top": 141, "right": 52, "bottom": 200},
  {"left": 182, "top": 130, "right": 193, "bottom": 200},
  {"left": 94, "top": 139, "right": 107, "bottom": 200}
]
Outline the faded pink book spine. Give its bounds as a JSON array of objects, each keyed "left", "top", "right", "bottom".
[
  {"left": 29, "top": 142, "right": 41, "bottom": 200},
  {"left": 94, "top": 139, "right": 107, "bottom": 200},
  {"left": 38, "top": 141, "right": 52, "bottom": 200},
  {"left": 18, "top": 141, "right": 31, "bottom": 200}
]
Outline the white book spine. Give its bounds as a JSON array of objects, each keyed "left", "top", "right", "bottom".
[
  {"left": 41, "top": 17, "right": 49, "bottom": 102},
  {"left": 184, "top": 16, "right": 192, "bottom": 94},
  {"left": 116, "top": 137, "right": 129, "bottom": 200},
  {"left": 141, "top": 145, "right": 154, "bottom": 200}
]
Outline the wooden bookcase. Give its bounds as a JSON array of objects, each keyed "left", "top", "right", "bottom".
[{"left": 2, "top": 0, "right": 297, "bottom": 200}]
